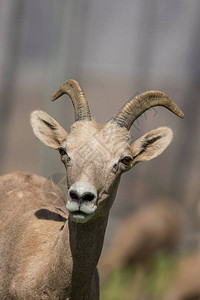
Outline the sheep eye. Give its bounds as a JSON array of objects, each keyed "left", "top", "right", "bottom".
[
  {"left": 58, "top": 147, "right": 67, "bottom": 156},
  {"left": 121, "top": 156, "right": 132, "bottom": 166}
]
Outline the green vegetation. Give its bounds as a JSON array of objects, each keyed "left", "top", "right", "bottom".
[{"left": 101, "top": 251, "right": 184, "bottom": 300}]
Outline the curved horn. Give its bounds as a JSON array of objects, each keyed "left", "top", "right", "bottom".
[
  {"left": 112, "top": 91, "right": 184, "bottom": 130},
  {"left": 51, "top": 79, "right": 91, "bottom": 122}
]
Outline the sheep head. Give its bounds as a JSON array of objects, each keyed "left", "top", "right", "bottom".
[{"left": 31, "top": 79, "right": 184, "bottom": 223}]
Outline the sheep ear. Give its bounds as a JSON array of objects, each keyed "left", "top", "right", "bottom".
[
  {"left": 30, "top": 110, "right": 68, "bottom": 149},
  {"left": 131, "top": 127, "right": 173, "bottom": 164}
]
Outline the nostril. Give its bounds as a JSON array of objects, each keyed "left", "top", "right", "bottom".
[
  {"left": 82, "top": 192, "right": 95, "bottom": 202},
  {"left": 69, "top": 190, "right": 79, "bottom": 201}
]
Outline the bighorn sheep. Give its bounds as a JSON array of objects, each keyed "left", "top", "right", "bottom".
[{"left": 0, "top": 79, "right": 183, "bottom": 300}]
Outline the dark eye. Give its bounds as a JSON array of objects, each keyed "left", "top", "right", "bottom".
[
  {"left": 58, "top": 147, "right": 67, "bottom": 156},
  {"left": 121, "top": 156, "right": 133, "bottom": 166}
]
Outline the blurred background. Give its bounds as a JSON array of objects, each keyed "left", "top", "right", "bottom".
[{"left": 0, "top": 0, "right": 200, "bottom": 299}]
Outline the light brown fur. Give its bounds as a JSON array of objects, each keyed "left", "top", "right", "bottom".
[
  {"left": 0, "top": 84, "right": 182, "bottom": 299},
  {"left": 0, "top": 172, "right": 104, "bottom": 299}
]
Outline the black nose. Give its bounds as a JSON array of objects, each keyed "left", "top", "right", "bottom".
[
  {"left": 69, "top": 190, "right": 95, "bottom": 202},
  {"left": 69, "top": 190, "right": 79, "bottom": 201}
]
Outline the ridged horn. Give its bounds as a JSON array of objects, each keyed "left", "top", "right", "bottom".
[
  {"left": 112, "top": 91, "right": 184, "bottom": 130},
  {"left": 51, "top": 79, "right": 91, "bottom": 122}
]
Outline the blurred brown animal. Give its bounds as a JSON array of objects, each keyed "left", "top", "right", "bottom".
[
  {"left": 163, "top": 249, "right": 200, "bottom": 300},
  {"left": 99, "top": 201, "right": 183, "bottom": 282}
]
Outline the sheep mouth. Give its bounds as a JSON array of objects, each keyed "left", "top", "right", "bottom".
[
  {"left": 69, "top": 210, "right": 95, "bottom": 223},
  {"left": 66, "top": 200, "right": 97, "bottom": 215}
]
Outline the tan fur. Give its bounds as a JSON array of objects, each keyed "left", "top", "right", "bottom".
[
  {"left": 31, "top": 110, "right": 68, "bottom": 149},
  {"left": 131, "top": 127, "right": 173, "bottom": 162},
  {"left": 0, "top": 106, "right": 175, "bottom": 299}
]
